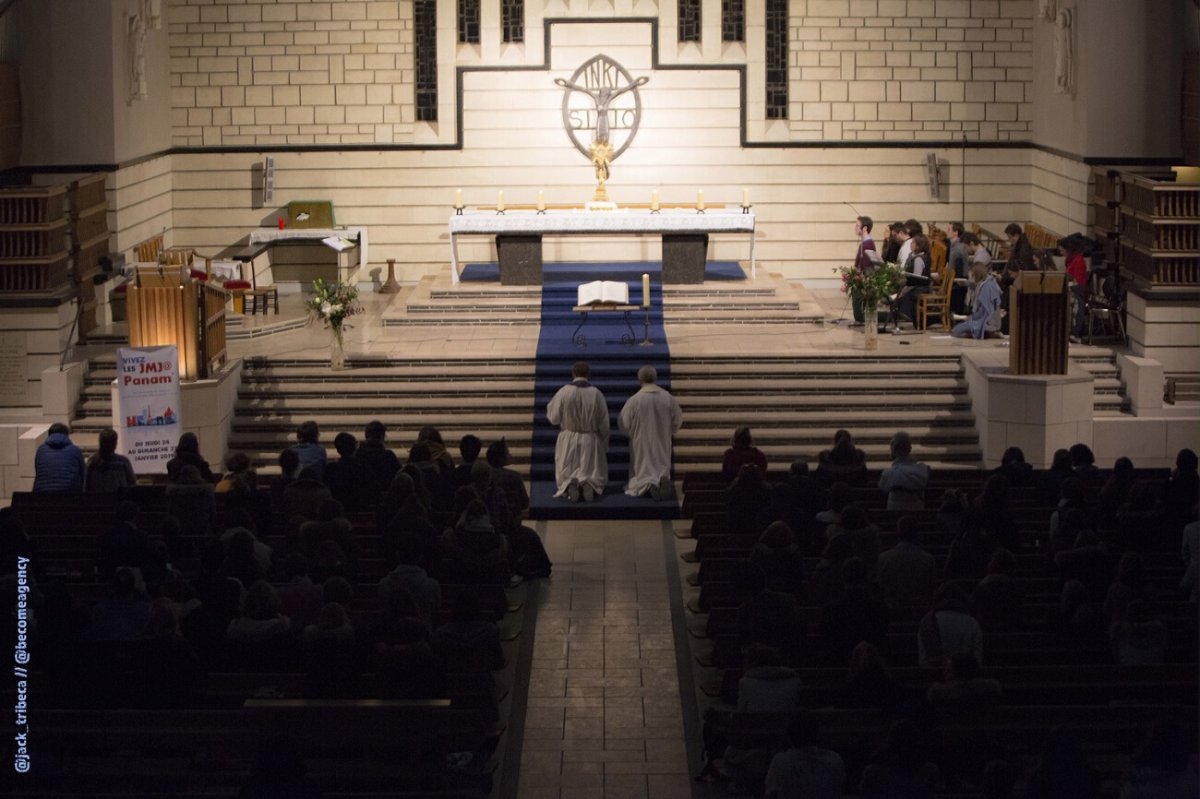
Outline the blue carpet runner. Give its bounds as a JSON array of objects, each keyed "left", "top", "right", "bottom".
[{"left": 528, "top": 262, "right": 675, "bottom": 520}]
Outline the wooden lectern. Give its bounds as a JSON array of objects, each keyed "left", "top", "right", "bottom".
[
  {"left": 1008, "top": 270, "right": 1070, "bottom": 375},
  {"left": 127, "top": 266, "right": 228, "bottom": 380}
]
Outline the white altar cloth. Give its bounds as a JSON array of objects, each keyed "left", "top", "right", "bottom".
[
  {"left": 248, "top": 226, "right": 369, "bottom": 271},
  {"left": 447, "top": 210, "right": 756, "bottom": 284}
]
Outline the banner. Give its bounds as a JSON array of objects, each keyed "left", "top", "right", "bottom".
[{"left": 116, "top": 345, "right": 182, "bottom": 474}]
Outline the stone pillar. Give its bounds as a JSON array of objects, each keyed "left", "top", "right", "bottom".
[
  {"left": 1126, "top": 285, "right": 1200, "bottom": 374},
  {"left": 962, "top": 350, "right": 1095, "bottom": 469}
]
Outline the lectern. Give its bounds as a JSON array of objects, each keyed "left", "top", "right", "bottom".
[{"left": 1008, "top": 270, "right": 1069, "bottom": 375}]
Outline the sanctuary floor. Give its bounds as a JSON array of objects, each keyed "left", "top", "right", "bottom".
[{"left": 216, "top": 279, "right": 1105, "bottom": 364}]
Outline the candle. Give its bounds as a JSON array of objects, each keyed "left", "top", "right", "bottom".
[
  {"left": 651, "top": 189, "right": 660, "bottom": 211},
  {"left": 642, "top": 273, "right": 650, "bottom": 308},
  {"left": 537, "top": 190, "right": 545, "bottom": 212},
  {"left": 742, "top": 188, "right": 750, "bottom": 208},
  {"left": 455, "top": 188, "right": 464, "bottom": 209},
  {"left": 497, "top": 190, "right": 504, "bottom": 212},
  {"left": 697, "top": 190, "right": 705, "bottom": 211}
]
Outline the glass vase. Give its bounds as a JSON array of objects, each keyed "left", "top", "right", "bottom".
[
  {"left": 330, "top": 326, "right": 346, "bottom": 370},
  {"left": 864, "top": 308, "right": 879, "bottom": 350}
]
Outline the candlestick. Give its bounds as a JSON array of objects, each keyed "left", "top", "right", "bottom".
[
  {"left": 496, "top": 190, "right": 505, "bottom": 214},
  {"left": 454, "top": 188, "right": 464, "bottom": 215},
  {"left": 696, "top": 189, "right": 705, "bottom": 213},
  {"left": 641, "top": 273, "right": 650, "bottom": 308},
  {"left": 537, "top": 190, "right": 545, "bottom": 214},
  {"left": 651, "top": 189, "right": 660, "bottom": 213},
  {"left": 742, "top": 188, "right": 749, "bottom": 207}
]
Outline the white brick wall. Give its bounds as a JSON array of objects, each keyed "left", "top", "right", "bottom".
[
  {"left": 168, "top": 1, "right": 1032, "bottom": 146},
  {"left": 168, "top": 0, "right": 416, "bottom": 146}
]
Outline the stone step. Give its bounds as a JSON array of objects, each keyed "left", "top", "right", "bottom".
[
  {"left": 677, "top": 395, "right": 972, "bottom": 410},
  {"left": 672, "top": 377, "right": 967, "bottom": 394},
  {"left": 679, "top": 409, "right": 977, "bottom": 425},
  {"left": 238, "top": 383, "right": 535, "bottom": 399},
  {"left": 669, "top": 360, "right": 964, "bottom": 377},
  {"left": 232, "top": 413, "right": 532, "bottom": 430}
]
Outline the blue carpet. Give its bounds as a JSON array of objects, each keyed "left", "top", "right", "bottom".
[{"left": 527, "top": 262, "right": 687, "bottom": 521}]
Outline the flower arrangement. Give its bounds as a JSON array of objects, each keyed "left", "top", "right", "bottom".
[
  {"left": 836, "top": 261, "right": 905, "bottom": 310},
  {"left": 306, "top": 278, "right": 362, "bottom": 349}
]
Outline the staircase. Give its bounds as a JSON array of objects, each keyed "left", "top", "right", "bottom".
[
  {"left": 670, "top": 354, "right": 982, "bottom": 469},
  {"left": 1074, "top": 353, "right": 1130, "bottom": 415},
  {"left": 72, "top": 350, "right": 1135, "bottom": 474}
]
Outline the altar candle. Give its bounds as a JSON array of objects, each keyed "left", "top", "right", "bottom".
[
  {"left": 537, "top": 190, "right": 545, "bottom": 211},
  {"left": 742, "top": 188, "right": 750, "bottom": 208},
  {"left": 455, "top": 188, "right": 464, "bottom": 210},
  {"left": 696, "top": 190, "right": 705, "bottom": 211},
  {"left": 642, "top": 273, "right": 651, "bottom": 308},
  {"left": 497, "top": 190, "right": 505, "bottom": 212},
  {"left": 651, "top": 189, "right": 660, "bottom": 211}
]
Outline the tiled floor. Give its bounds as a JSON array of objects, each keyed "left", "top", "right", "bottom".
[{"left": 516, "top": 520, "right": 694, "bottom": 799}]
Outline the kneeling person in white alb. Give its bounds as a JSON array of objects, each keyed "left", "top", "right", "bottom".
[
  {"left": 547, "top": 361, "right": 609, "bottom": 502},
  {"left": 618, "top": 365, "right": 683, "bottom": 500}
]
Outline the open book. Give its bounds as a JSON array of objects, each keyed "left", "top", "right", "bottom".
[
  {"left": 577, "top": 280, "right": 629, "bottom": 306},
  {"left": 321, "top": 236, "right": 356, "bottom": 252}
]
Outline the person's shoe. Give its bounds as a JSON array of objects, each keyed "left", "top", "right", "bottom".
[
  {"left": 566, "top": 479, "right": 580, "bottom": 502},
  {"left": 650, "top": 475, "right": 673, "bottom": 501},
  {"left": 848, "top": 321, "right": 864, "bottom": 328},
  {"left": 582, "top": 483, "right": 595, "bottom": 502}
]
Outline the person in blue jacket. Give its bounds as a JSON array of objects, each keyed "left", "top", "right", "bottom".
[{"left": 33, "top": 422, "right": 85, "bottom": 492}]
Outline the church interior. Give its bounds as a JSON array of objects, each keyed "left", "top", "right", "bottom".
[{"left": 0, "top": 1, "right": 1197, "bottom": 797}]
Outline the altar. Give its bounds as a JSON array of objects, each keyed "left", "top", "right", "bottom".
[
  {"left": 447, "top": 210, "right": 756, "bottom": 285},
  {"left": 240, "top": 226, "right": 368, "bottom": 286}
]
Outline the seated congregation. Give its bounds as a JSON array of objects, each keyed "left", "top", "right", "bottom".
[
  {"left": 695, "top": 428, "right": 1198, "bottom": 797},
  {"left": 5, "top": 420, "right": 553, "bottom": 796}
]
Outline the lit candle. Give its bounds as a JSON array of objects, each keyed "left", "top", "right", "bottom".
[
  {"left": 742, "top": 188, "right": 750, "bottom": 208},
  {"left": 697, "top": 190, "right": 705, "bottom": 211},
  {"left": 642, "top": 273, "right": 651, "bottom": 308},
  {"left": 651, "top": 189, "right": 660, "bottom": 212},
  {"left": 537, "top": 190, "right": 545, "bottom": 212},
  {"left": 455, "top": 188, "right": 464, "bottom": 210},
  {"left": 496, "top": 190, "right": 504, "bottom": 212}
]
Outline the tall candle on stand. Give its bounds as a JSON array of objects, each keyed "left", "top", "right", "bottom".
[
  {"left": 696, "top": 190, "right": 705, "bottom": 211},
  {"left": 455, "top": 188, "right": 464, "bottom": 210},
  {"left": 537, "top": 190, "right": 545, "bottom": 212},
  {"left": 651, "top": 189, "right": 660, "bottom": 212},
  {"left": 496, "top": 190, "right": 504, "bottom": 212},
  {"left": 642, "top": 273, "right": 651, "bottom": 308},
  {"left": 742, "top": 188, "right": 750, "bottom": 208}
]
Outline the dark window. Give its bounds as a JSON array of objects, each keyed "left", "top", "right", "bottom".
[
  {"left": 458, "top": 0, "right": 480, "bottom": 44},
  {"left": 765, "top": 0, "right": 788, "bottom": 119},
  {"left": 502, "top": 0, "right": 524, "bottom": 44},
  {"left": 722, "top": 0, "right": 745, "bottom": 43},
  {"left": 415, "top": 0, "right": 438, "bottom": 122},
  {"left": 678, "top": 0, "right": 701, "bottom": 43}
]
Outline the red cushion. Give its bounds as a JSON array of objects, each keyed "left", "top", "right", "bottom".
[
  {"left": 113, "top": 283, "right": 128, "bottom": 295},
  {"left": 190, "top": 269, "right": 209, "bottom": 281},
  {"left": 224, "top": 280, "right": 252, "bottom": 290}
]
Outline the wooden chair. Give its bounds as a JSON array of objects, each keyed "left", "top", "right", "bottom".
[
  {"left": 133, "top": 235, "right": 163, "bottom": 263},
  {"left": 917, "top": 263, "right": 955, "bottom": 330}
]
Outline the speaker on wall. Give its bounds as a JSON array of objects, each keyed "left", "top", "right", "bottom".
[
  {"left": 262, "top": 156, "right": 275, "bottom": 205},
  {"left": 925, "top": 151, "right": 940, "bottom": 199}
]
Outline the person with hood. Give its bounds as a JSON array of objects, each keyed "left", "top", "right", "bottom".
[
  {"left": 85, "top": 428, "right": 137, "bottom": 493},
  {"left": 547, "top": 361, "right": 609, "bottom": 502},
  {"left": 34, "top": 422, "right": 85, "bottom": 492}
]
